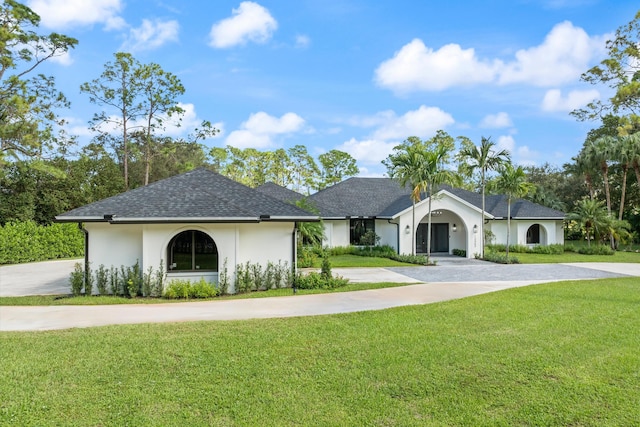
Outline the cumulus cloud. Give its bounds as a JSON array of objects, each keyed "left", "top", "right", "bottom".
[
  {"left": 337, "top": 138, "right": 398, "bottom": 166},
  {"left": 480, "top": 112, "right": 513, "bottom": 128},
  {"left": 209, "top": 2, "right": 277, "bottom": 48},
  {"left": 375, "top": 21, "right": 607, "bottom": 93},
  {"left": 336, "top": 105, "right": 456, "bottom": 168},
  {"left": 120, "top": 19, "right": 179, "bottom": 53},
  {"left": 28, "top": 0, "right": 125, "bottom": 30},
  {"left": 496, "top": 135, "right": 539, "bottom": 165},
  {"left": 541, "top": 88, "right": 600, "bottom": 112},
  {"left": 225, "top": 112, "right": 305, "bottom": 148},
  {"left": 372, "top": 105, "right": 455, "bottom": 140},
  {"left": 498, "top": 21, "right": 607, "bottom": 86},
  {"left": 374, "top": 39, "right": 499, "bottom": 93}
]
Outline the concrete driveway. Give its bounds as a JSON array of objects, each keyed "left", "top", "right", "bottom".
[{"left": 0, "top": 258, "right": 638, "bottom": 332}]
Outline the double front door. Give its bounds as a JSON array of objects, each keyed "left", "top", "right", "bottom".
[{"left": 416, "top": 223, "right": 449, "bottom": 254}]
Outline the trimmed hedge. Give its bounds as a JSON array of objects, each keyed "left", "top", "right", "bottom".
[
  {"left": 0, "top": 221, "right": 84, "bottom": 264},
  {"left": 327, "top": 245, "right": 427, "bottom": 265}
]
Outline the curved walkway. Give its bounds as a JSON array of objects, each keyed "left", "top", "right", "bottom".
[{"left": 0, "top": 260, "right": 638, "bottom": 332}]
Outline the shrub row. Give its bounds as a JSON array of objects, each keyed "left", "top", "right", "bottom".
[
  {"left": 0, "top": 221, "right": 84, "bottom": 264},
  {"left": 452, "top": 249, "right": 466, "bottom": 257},
  {"left": 565, "top": 244, "right": 615, "bottom": 255},
  {"left": 485, "top": 243, "right": 565, "bottom": 255},
  {"left": 325, "top": 245, "right": 427, "bottom": 265},
  {"left": 70, "top": 261, "right": 165, "bottom": 298},
  {"left": 234, "top": 260, "right": 294, "bottom": 293},
  {"left": 164, "top": 278, "right": 218, "bottom": 299},
  {"left": 482, "top": 252, "right": 520, "bottom": 264}
]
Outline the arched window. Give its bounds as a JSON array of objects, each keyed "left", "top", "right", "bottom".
[
  {"left": 526, "top": 224, "right": 540, "bottom": 244},
  {"left": 167, "top": 230, "right": 218, "bottom": 272}
]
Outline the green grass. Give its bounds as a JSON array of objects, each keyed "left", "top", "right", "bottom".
[
  {"left": 490, "top": 249, "right": 640, "bottom": 264},
  {"left": 314, "top": 254, "right": 418, "bottom": 268},
  {"left": 0, "top": 282, "right": 415, "bottom": 306},
  {"left": 1, "top": 277, "right": 638, "bottom": 426}
]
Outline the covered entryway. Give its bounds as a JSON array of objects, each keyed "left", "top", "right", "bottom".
[{"left": 416, "top": 223, "right": 449, "bottom": 253}]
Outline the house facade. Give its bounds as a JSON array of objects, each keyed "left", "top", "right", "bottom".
[
  {"left": 56, "top": 169, "right": 318, "bottom": 290},
  {"left": 300, "top": 178, "right": 565, "bottom": 258}
]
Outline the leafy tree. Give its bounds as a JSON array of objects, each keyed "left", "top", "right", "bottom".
[
  {"left": 456, "top": 136, "right": 510, "bottom": 258},
  {"left": 317, "top": 149, "right": 358, "bottom": 190},
  {"left": 491, "top": 163, "right": 534, "bottom": 259},
  {"left": 288, "top": 144, "right": 319, "bottom": 194},
  {"left": 0, "top": 0, "right": 77, "bottom": 167},
  {"left": 572, "top": 11, "right": 640, "bottom": 131},
  {"left": 294, "top": 198, "right": 324, "bottom": 247},
  {"left": 523, "top": 163, "right": 582, "bottom": 212},
  {"left": 585, "top": 136, "right": 615, "bottom": 215}
]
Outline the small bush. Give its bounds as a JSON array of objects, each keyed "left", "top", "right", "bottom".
[
  {"left": 452, "top": 249, "right": 466, "bottom": 257},
  {"left": 295, "top": 271, "right": 348, "bottom": 290},
  {"left": 218, "top": 258, "right": 230, "bottom": 295},
  {"left": 483, "top": 252, "right": 520, "bottom": 264},
  {"left": 95, "top": 264, "right": 108, "bottom": 295},
  {"left": 164, "top": 278, "right": 218, "bottom": 299},
  {"left": 530, "top": 244, "right": 564, "bottom": 255},
  {"left": 69, "top": 262, "right": 84, "bottom": 296},
  {"left": 297, "top": 246, "right": 318, "bottom": 268},
  {"left": 576, "top": 245, "right": 615, "bottom": 255}
]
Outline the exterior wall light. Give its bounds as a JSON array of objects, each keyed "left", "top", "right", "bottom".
[
  {"left": 473, "top": 224, "right": 478, "bottom": 234},
  {"left": 452, "top": 224, "right": 457, "bottom": 232},
  {"left": 405, "top": 225, "right": 411, "bottom": 235}
]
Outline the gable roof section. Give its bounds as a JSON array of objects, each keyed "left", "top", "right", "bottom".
[
  {"left": 255, "top": 182, "right": 304, "bottom": 204},
  {"left": 308, "top": 177, "right": 413, "bottom": 218},
  {"left": 56, "top": 168, "right": 318, "bottom": 223},
  {"left": 306, "top": 178, "right": 565, "bottom": 220}
]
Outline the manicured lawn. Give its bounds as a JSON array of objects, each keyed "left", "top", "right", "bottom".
[
  {"left": 1, "top": 277, "right": 638, "bottom": 426},
  {"left": 0, "top": 282, "right": 415, "bottom": 306},
  {"left": 492, "top": 250, "right": 640, "bottom": 264},
  {"left": 317, "top": 254, "right": 418, "bottom": 267}
]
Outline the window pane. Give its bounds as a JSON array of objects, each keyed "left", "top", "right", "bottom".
[
  {"left": 194, "top": 231, "right": 218, "bottom": 271},
  {"left": 172, "top": 232, "right": 193, "bottom": 270},
  {"left": 350, "top": 219, "right": 375, "bottom": 245}
]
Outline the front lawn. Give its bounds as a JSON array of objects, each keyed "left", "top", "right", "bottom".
[
  {"left": 0, "top": 282, "right": 414, "bottom": 306},
  {"left": 1, "top": 277, "right": 638, "bottom": 425},
  {"left": 320, "top": 254, "right": 418, "bottom": 267},
  {"left": 489, "top": 250, "right": 640, "bottom": 264}
]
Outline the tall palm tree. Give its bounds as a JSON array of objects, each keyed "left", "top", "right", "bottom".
[
  {"left": 627, "top": 133, "right": 640, "bottom": 192},
  {"left": 614, "top": 134, "right": 633, "bottom": 220},
  {"left": 493, "top": 163, "right": 533, "bottom": 259},
  {"left": 457, "top": 137, "right": 510, "bottom": 258},
  {"left": 384, "top": 141, "right": 425, "bottom": 256},
  {"left": 421, "top": 145, "right": 459, "bottom": 264},
  {"left": 567, "top": 198, "right": 609, "bottom": 246},
  {"left": 585, "top": 137, "right": 615, "bottom": 215}
]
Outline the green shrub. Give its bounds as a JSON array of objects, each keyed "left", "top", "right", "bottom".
[
  {"left": 218, "top": 258, "right": 230, "bottom": 295},
  {"left": 164, "top": 278, "right": 217, "bottom": 299},
  {"left": 95, "top": 264, "right": 108, "bottom": 295},
  {"left": 295, "top": 271, "right": 348, "bottom": 290},
  {"left": 297, "top": 246, "right": 318, "bottom": 268},
  {"left": 320, "top": 253, "right": 332, "bottom": 280},
  {"left": 452, "top": 249, "right": 466, "bottom": 257},
  {"left": 0, "top": 221, "right": 84, "bottom": 264},
  {"left": 483, "top": 252, "right": 520, "bottom": 264},
  {"left": 530, "top": 244, "right": 564, "bottom": 255},
  {"left": 576, "top": 245, "right": 615, "bottom": 255},
  {"left": 69, "top": 263, "right": 84, "bottom": 296},
  {"left": 390, "top": 253, "right": 427, "bottom": 264}
]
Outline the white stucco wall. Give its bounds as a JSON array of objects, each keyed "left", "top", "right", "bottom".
[
  {"left": 489, "top": 220, "right": 564, "bottom": 247},
  {"left": 323, "top": 220, "right": 349, "bottom": 248},
  {"left": 375, "top": 220, "right": 399, "bottom": 251},
  {"left": 84, "top": 221, "right": 297, "bottom": 293}
]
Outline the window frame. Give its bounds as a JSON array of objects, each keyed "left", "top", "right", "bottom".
[
  {"left": 526, "top": 224, "right": 541, "bottom": 244},
  {"left": 350, "top": 218, "right": 375, "bottom": 245},
  {"left": 167, "top": 230, "right": 218, "bottom": 272}
]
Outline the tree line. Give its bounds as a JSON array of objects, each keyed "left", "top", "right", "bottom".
[{"left": 0, "top": 1, "right": 639, "bottom": 246}]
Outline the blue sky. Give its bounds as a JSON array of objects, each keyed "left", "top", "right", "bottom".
[{"left": 29, "top": 0, "right": 638, "bottom": 176}]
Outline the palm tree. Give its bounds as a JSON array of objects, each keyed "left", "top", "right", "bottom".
[
  {"left": 614, "top": 134, "right": 633, "bottom": 220},
  {"left": 627, "top": 133, "right": 640, "bottom": 193},
  {"left": 585, "top": 137, "right": 615, "bottom": 215},
  {"left": 492, "top": 163, "right": 533, "bottom": 259},
  {"left": 384, "top": 141, "right": 425, "bottom": 256},
  {"left": 567, "top": 198, "right": 609, "bottom": 246},
  {"left": 457, "top": 137, "right": 510, "bottom": 258}
]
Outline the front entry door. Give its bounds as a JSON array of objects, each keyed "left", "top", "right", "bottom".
[{"left": 416, "top": 223, "right": 449, "bottom": 253}]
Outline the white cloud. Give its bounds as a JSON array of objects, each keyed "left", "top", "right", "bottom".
[
  {"left": 49, "top": 50, "right": 73, "bottom": 66},
  {"left": 375, "top": 21, "right": 608, "bottom": 93},
  {"left": 480, "top": 112, "right": 513, "bottom": 128},
  {"left": 374, "top": 39, "right": 499, "bottom": 93},
  {"left": 337, "top": 138, "right": 398, "bottom": 166},
  {"left": 28, "top": 0, "right": 125, "bottom": 30},
  {"left": 498, "top": 21, "right": 608, "bottom": 86},
  {"left": 541, "top": 88, "right": 600, "bottom": 112},
  {"left": 496, "top": 135, "right": 539, "bottom": 166},
  {"left": 120, "top": 19, "right": 179, "bottom": 53},
  {"left": 295, "top": 34, "right": 310, "bottom": 49},
  {"left": 209, "top": 2, "right": 277, "bottom": 48},
  {"left": 372, "top": 105, "right": 455, "bottom": 140},
  {"left": 225, "top": 111, "right": 305, "bottom": 148}
]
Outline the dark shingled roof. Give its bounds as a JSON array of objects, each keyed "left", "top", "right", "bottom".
[
  {"left": 255, "top": 182, "right": 304, "bottom": 204},
  {"left": 56, "top": 168, "right": 318, "bottom": 223},
  {"left": 307, "top": 178, "right": 565, "bottom": 219}
]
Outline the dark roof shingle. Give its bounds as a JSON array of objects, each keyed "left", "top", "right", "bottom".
[{"left": 56, "top": 168, "right": 317, "bottom": 222}]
